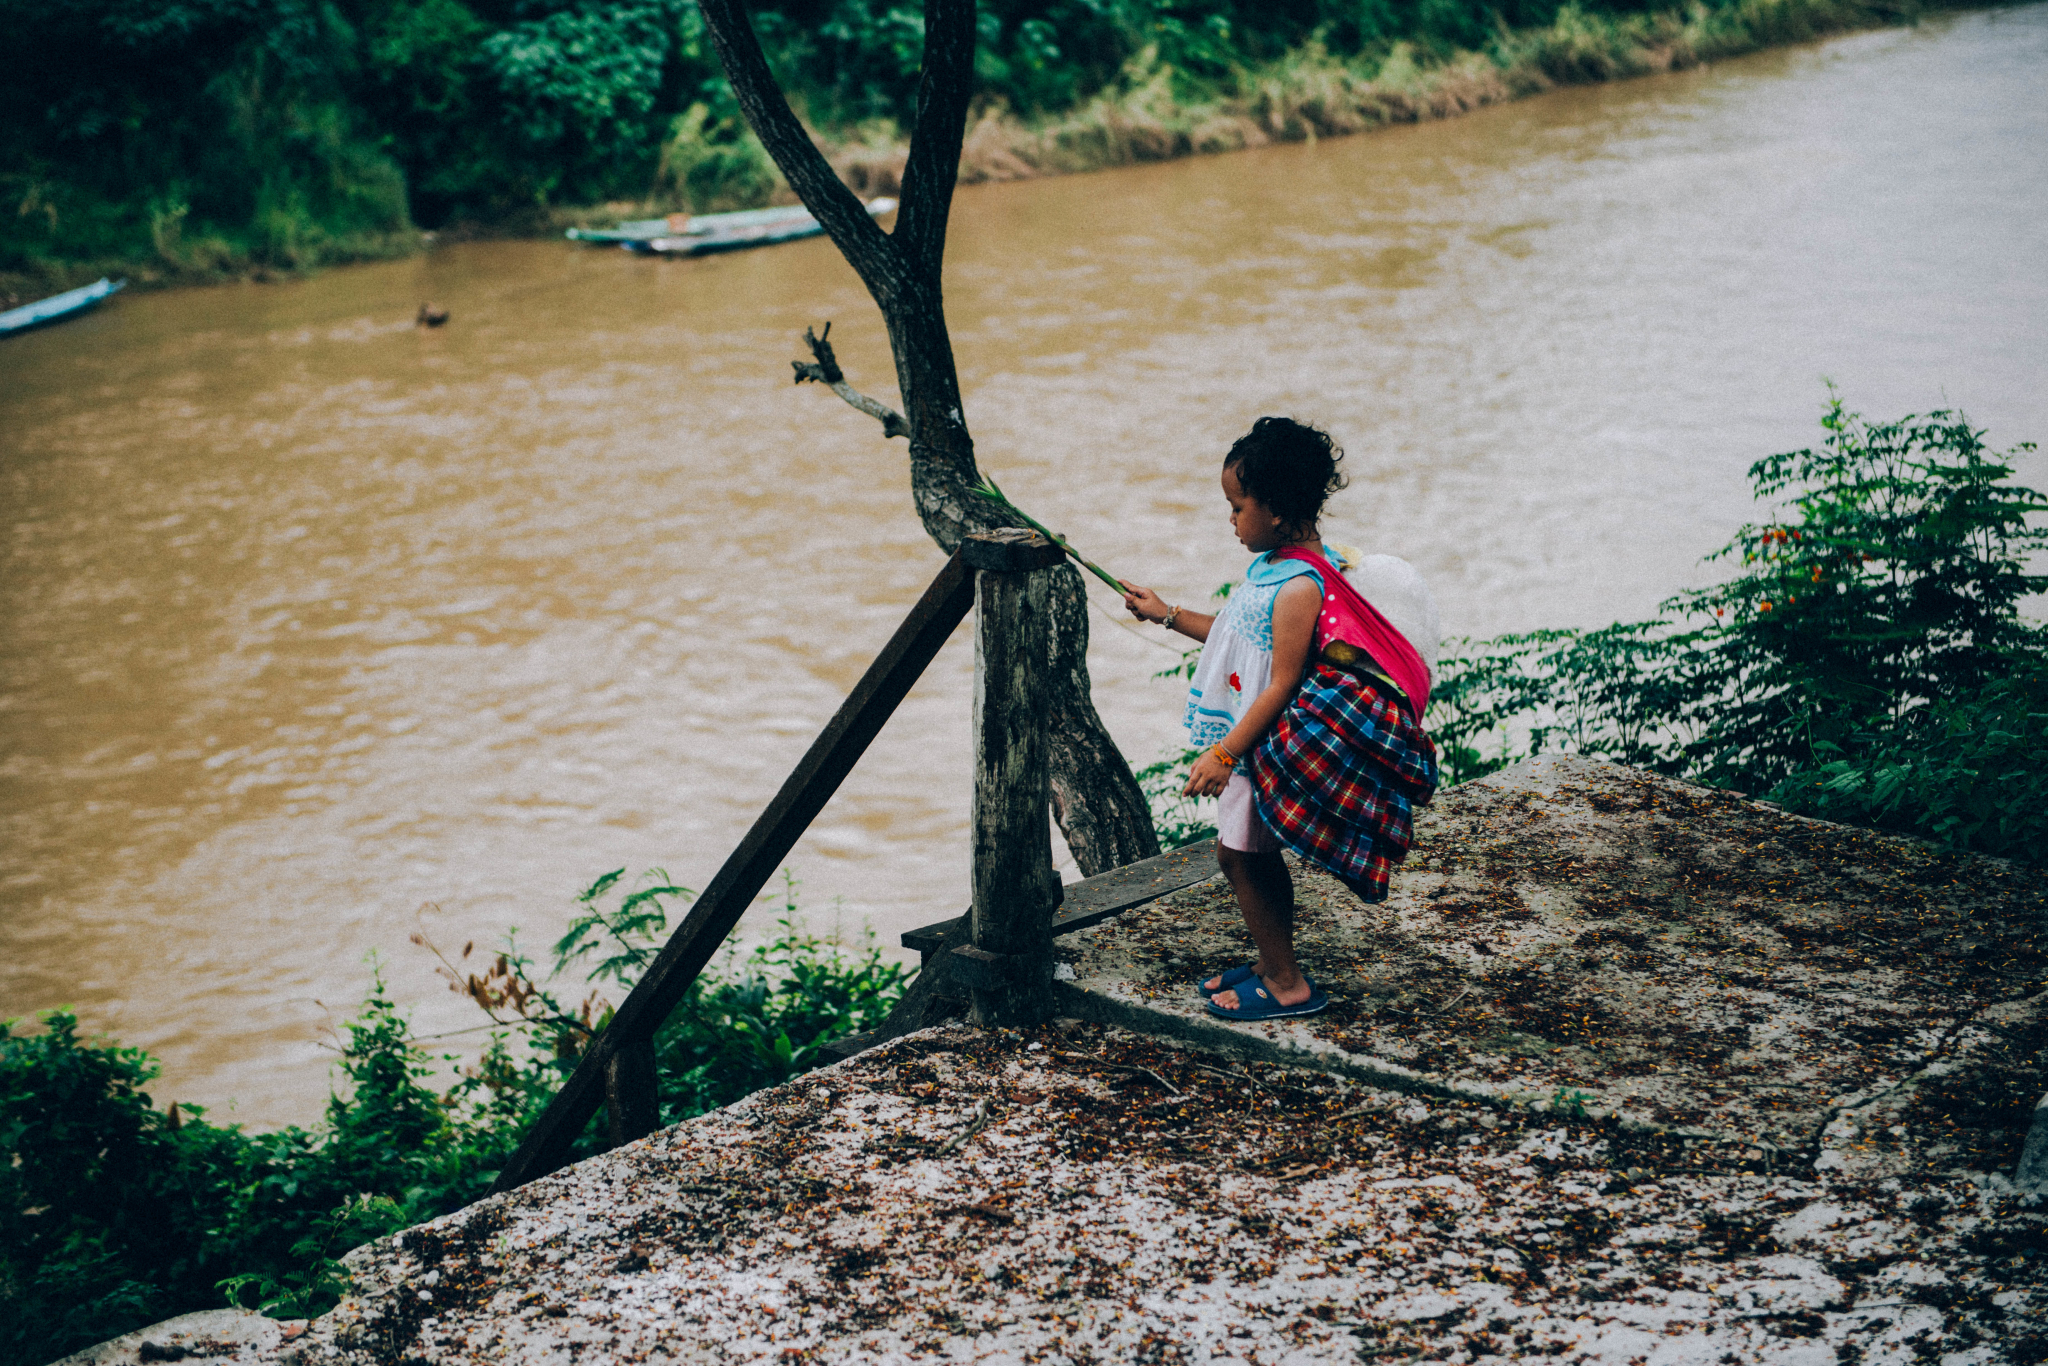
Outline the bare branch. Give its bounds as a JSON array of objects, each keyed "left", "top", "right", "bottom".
[
  {"left": 696, "top": 0, "right": 900, "bottom": 297},
  {"left": 791, "top": 324, "right": 910, "bottom": 439},
  {"left": 895, "top": 0, "right": 978, "bottom": 279}
]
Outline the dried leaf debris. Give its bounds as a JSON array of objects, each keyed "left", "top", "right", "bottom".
[
  {"left": 270, "top": 1016, "right": 2043, "bottom": 1365},
  {"left": 1068, "top": 755, "right": 2047, "bottom": 1169}
]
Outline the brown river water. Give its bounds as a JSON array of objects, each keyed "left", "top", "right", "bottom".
[{"left": 4, "top": 6, "right": 2045, "bottom": 1128}]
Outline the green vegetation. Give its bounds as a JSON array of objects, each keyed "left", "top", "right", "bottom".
[
  {"left": 0, "top": 869, "right": 904, "bottom": 1366},
  {"left": 1, "top": 0, "right": 1980, "bottom": 293},
  {"left": 1139, "top": 398, "right": 2046, "bottom": 866},
  {"left": 1433, "top": 397, "right": 2047, "bottom": 863}
]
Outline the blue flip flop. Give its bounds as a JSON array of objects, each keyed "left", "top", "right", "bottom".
[
  {"left": 1203, "top": 975, "right": 1329, "bottom": 1021},
  {"left": 1194, "top": 962, "right": 1258, "bottom": 998}
]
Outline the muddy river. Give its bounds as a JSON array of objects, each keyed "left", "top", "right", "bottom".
[{"left": 3, "top": 5, "right": 2043, "bottom": 1126}]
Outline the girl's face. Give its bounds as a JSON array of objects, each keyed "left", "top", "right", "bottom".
[{"left": 1223, "top": 462, "right": 1291, "bottom": 552}]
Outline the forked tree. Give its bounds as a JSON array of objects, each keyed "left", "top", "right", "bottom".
[{"left": 696, "top": 0, "right": 1160, "bottom": 874}]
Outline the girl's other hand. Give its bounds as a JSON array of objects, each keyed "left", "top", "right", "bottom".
[
  {"left": 1183, "top": 748, "right": 1233, "bottom": 797},
  {"left": 1120, "top": 581, "right": 1169, "bottom": 623}
]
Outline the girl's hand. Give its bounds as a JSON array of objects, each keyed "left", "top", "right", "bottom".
[
  {"left": 1119, "top": 581, "right": 1170, "bottom": 623},
  {"left": 1183, "top": 747, "right": 1235, "bottom": 798}
]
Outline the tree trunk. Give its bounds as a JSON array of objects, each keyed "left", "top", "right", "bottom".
[{"left": 697, "top": 0, "right": 1159, "bottom": 874}]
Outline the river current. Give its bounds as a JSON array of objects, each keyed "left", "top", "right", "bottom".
[{"left": 3, "top": 5, "right": 2044, "bottom": 1127}]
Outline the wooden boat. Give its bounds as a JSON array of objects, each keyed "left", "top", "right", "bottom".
[
  {"left": 0, "top": 277, "right": 125, "bottom": 337},
  {"left": 566, "top": 198, "right": 896, "bottom": 256}
]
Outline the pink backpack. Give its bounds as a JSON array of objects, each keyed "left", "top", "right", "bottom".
[{"left": 1270, "top": 547, "right": 1431, "bottom": 718}]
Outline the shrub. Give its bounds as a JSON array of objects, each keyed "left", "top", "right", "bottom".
[
  {"left": 0, "top": 868, "right": 903, "bottom": 1366},
  {"left": 1435, "top": 396, "right": 2047, "bottom": 861}
]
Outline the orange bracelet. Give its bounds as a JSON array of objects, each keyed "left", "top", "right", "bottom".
[{"left": 1209, "top": 744, "right": 1239, "bottom": 769}]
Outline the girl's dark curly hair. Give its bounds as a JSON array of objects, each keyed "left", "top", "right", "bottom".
[{"left": 1224, "top": 416, "right": 1347, "bottom": 533}]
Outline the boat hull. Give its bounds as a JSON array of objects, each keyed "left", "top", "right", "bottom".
[
  {"left": 571, "top": 198, "right": 896, "bottom": 256},
  {"left": 0, "top": 277, "right": 126, "bottom": 336}
]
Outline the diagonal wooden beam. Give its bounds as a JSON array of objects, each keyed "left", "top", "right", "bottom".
[{"left": 490, "top": 548, "right": 978, "bottom": 1193}]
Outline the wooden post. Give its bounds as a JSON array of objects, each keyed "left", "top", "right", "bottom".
[
  {"left": 961, "top": 529, "right": 1065, "bottom": 1028},
  {"left": 604, "top": 1038, "right": 658, "bottom": 1147}
]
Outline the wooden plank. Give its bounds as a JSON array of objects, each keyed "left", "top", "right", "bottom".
[
  {"left": 1048, "top": 837, "right": 1220, "bottom": 934},
  {"left": 899, "top": 837, "right": 1220, "bottom": 954},
  {"left": 836, "top": 837, "right": 1224, "bottom": 1064},
  {"left": 900, "top": 914, "right": 966, "bottom": 957},
  {"left": 490, "top": 549, "right": 977, "bottom": 1193}
]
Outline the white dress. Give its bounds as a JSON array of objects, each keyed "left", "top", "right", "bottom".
[{"left": 1185, "top": 545, "right": 1440, "bottom": 853}]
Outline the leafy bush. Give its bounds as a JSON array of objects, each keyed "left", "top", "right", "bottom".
[
  {"left": 1435, "top": 398, "right": 2047, "bottom": 861},
  {"left": 0, "top": 869, "right": 904, "bottom": 1366},
  {"left": 437, "top": 868, "right": 910, "bottom": 1128},
  {"left": 1772, "top": 669, "right": 2048, "bottom": 864}
]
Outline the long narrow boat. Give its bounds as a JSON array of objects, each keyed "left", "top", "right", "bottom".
[
  {"left": 566, "top": 198, "right": 896, "bottom": 256},
  {"left": 0, "top": 277, "right": 126, "bottom": 337}
]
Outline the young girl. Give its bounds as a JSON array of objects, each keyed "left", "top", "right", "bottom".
[{"left": 1120, "top": 417, "right": 1439, "bottom": 1020}]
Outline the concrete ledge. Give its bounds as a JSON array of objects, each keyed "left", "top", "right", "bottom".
[{"left": 1058, "top": 754, "right": 2048, "bottom": 1179}]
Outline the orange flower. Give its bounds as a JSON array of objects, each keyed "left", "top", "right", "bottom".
[{"left": 1759, "top": 601, "right": 1773, "bottom": 612}]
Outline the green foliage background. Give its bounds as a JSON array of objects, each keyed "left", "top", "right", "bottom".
[
  {"left": 0, "top": 0, "right": 1961, "bottom": 285},
  {"left": 0, "top": 871, "right": 904, "bottom": 1366}
]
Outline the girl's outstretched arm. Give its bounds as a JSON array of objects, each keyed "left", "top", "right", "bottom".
[
  {"left": 1120, "top": 581, "right": 1214, "bottom": 642},
  {"left": 1183, "top": 576, "right": 1320, "bottom": 797}
]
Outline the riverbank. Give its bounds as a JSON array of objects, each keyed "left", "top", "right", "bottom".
[
  {"left": 855, "top": 0, "right": 2003, "bottom": 198},
  {"left": 56, "top": 756, "right": 2048, "bottom": 1366},
  {"left": 0, "top": 0, "right": 2007, "bottom": 303}
]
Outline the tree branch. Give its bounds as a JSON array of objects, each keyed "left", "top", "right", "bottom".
[
  {"left": 792, "top": 324, "right": 910, "bottom": 439},
  {"left": 895, "top": 0, "right": 978, "bottom": 280},
  {"left": 696, "top": 0, "right": 900, "bottom": 297}
]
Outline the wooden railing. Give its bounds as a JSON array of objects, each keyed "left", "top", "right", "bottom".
[
  {"left": 487, "top": 530, "right": 1017, "bottom": 1190},
  {"left": 489, "top": 528, "right": 1218, "bottom": 1193}
]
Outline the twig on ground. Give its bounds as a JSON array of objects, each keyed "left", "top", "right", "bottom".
[
  {"left": 1384, "top": 987, "right": 1474, "bottom": 1020},
  {"left": 936, "top": 1098, "right": 993, "bottom": 1156},
  {"left": 1055, "top": 1051, "right": 1183, "bottom": 1095}
]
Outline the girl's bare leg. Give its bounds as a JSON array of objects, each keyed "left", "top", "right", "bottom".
[
  {"left": 1200, "top": 845, "right": 1289, "bottom": 991},
  {"left": 1210, "top": 847, "right": 1312, "bottom": 1008}
]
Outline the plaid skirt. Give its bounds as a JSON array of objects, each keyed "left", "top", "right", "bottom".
[{"left": 1249, "top": 663, "right": 1439, "bottom": 902}]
